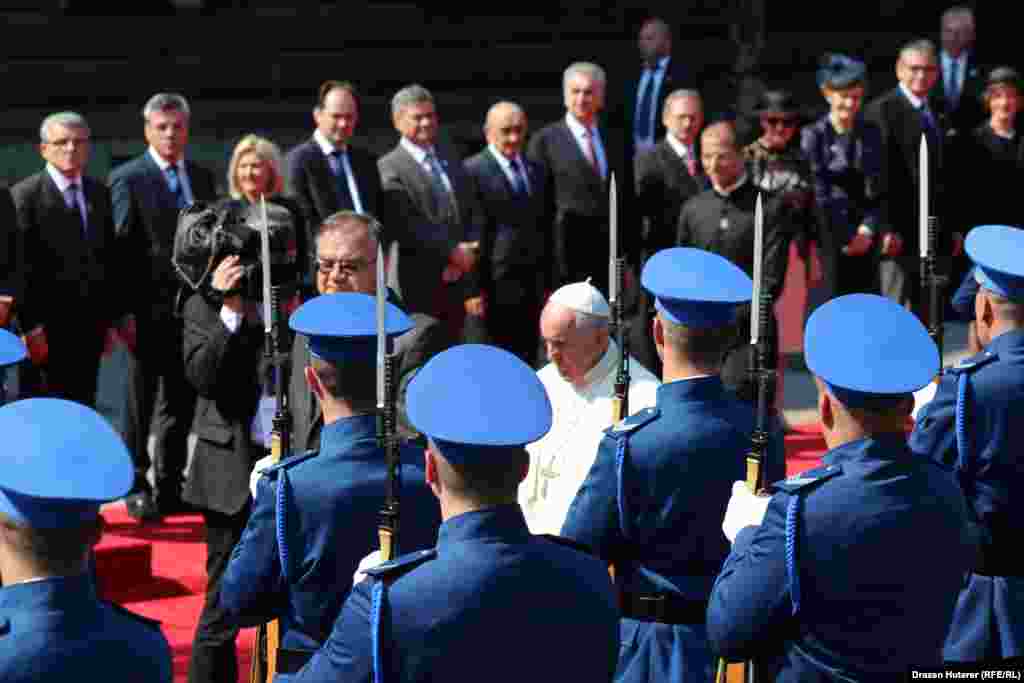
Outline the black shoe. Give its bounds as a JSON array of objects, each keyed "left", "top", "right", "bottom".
[{"left": 125, "top": 491, "right": 163, "bottom": 523}]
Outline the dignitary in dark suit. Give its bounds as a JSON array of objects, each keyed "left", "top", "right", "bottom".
[
  {"left": 289, "top": 344, "right": 619, "bottom": 683},
  {"left": 528, "top": 62, "right": 624, "bottom": 295},
  {"left": 865, "top": 40, "right": 956, "bottom": 316},
  {"left": 110, "top": 93, "right": 217, "bottom": 520},
  {"left": 10, "top": 112, "right": 126, "bottom": 407},
  {"left": 626, "top": 17, "right": 700, "bottom": 160},
  {"left": 464, "top": 102, "right": 550, "bottom": 363},
  {"left": 180, "top": 251, "right": 265, "bottom": 683},
  {"left": 709, "top": 294, "right": 974, "bottom": 679},
  {"left": 0, "top": 399, "right": 172, "bottom": 683},
  {"left": 802, "top": 55, "right": 887, "bottom": 299},
  {"left": 910, "top": 226, "right": 1024, "bottom": 666},
  {"left": 676, "top": 122, "right": 790, "bottom": 405},
  {"left": 939, "top": 6, "right": 986, "bottom": 139},
  {"left": 221, "top": 293, "right": 442, "bottom": 674},
  {"left": 288, "top": 212, "right": 450, "bottom": 452},
  {"left": 285, "top": 81, "right": 382, "bottom": 289},
  {"left": 561, "top": 248, "right": 785, "bottom": 683},
  {"left": 632, "top": 89, "right": 707, "bottom": 374},
  {"left": 378, "top": 84, "right": 484, "bottom": 340}
]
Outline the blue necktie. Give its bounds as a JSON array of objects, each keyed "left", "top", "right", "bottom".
[
  {"left": 509, "top": 158, "right": 529, "bottom": 196},
  {"left": 166, "top": 166, "right": 186, "bottom": 209},
  {"left": 634, "top": 67, "right": 657, "bottom": 142},
  {"left": 920, "top": 104, "right": 940, "bottom": 147},
  {"left": 426, "top": 153, "right": 458, "bottom": 218},
  {"left": 67, "top": 183, "right": 87, "bottom": 237},
  {"left": 329, "top": 150, "right": 356, "bottom": 210}
]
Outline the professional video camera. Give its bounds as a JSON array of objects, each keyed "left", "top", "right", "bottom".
[{"left": 172, "top": 198, "right": 299, "bottom": 300}]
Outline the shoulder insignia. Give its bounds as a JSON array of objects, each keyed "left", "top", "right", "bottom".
[
  {"left": 262, "top": 449, "right": 319, "bottom": 475},
  {"left": 104, "top": 601, "right": 163, "bottom": 632},
  {"left": 537, "top": 534, "right": 596, "bottom": 557},
  {"left": 605, "top": 407, "right": 660, "bottom": 436},
  {"left": 364, "top": 549, "right": 437, "bottom": 579},
  {"left": 951, "top": 350, "right": 999, "bottom": 374},
  {"left": 771, "top": 464, "right": 843, "bottom": 494}
]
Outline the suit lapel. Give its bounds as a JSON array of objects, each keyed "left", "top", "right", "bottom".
[
  {"left": 555, "top": 121, "right": 603, "bottom": 189},
  {"left": 141, "top": 153, "right": 179, "bottom": 210},
  {"left": 395, "top": 144, "right": 443, "bottom": 222}
]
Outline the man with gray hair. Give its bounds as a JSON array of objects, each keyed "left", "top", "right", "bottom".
[
  {"left": 9, "top": 111, "right": 126, "bottom": 408},
  {"left": 109, "top": 93, "right": 217, "bottom": 525},
  {"left": 528, "top": 62, "right": 626, "bottom": 295},
  {"left": 519, "top": 279, "right": 659, "bottom": 534},
  {"left": 378, "top": 84, "right": 484, "bottom": 341},
  {"left": 939, "top": 6, "right": 984, "bottom": 137}
]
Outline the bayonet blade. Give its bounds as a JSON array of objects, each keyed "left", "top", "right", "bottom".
[
  {"left": 609, "top": 173, "right": 618, "bottom": 304},
  {"left": 919, "top": 133, "right": 929, "bottom": 259},
  {"left": 376, "top": 240, "right": 386, "bottom": 409},
  {"left": 751, "top": 193, "right": 764, "bottom": 346},
  {"left": 259, "top": 194, "right": 273, "bottom": 334}
]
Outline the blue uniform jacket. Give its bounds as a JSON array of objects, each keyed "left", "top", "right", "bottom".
[
  {"left": 287, "top": 504, "right": 619, "bottom": 683},
  {"left": 708, "top": 435, "right": 973, "bottom": 680},
  {"left": 910, "top": 328, "right": 1024, "bottom": 661},
  {"left": 0, "top": 574, "right": 172, "bottom": 683},
  {"left": 220, "top": 414, "right": 442, "bottom": 652},
  {"left": 560, "top": 376, "right": 786, "bottom": 683}
]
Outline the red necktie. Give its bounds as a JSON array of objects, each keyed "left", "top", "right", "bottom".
[{"left": 583, "top": 129, "right": 599, "bottom": 174}]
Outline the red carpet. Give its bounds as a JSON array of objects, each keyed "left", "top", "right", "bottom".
[{"left": 96, "top": 503, "right": 256, "bottom": 683}]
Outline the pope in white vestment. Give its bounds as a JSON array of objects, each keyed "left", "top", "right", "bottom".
[{"left": 520, "top": 281, "right": 660, "bottom": 534}]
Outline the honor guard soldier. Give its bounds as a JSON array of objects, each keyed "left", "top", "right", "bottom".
[
  {"left": 709, "top": 294, "right": 975, "bottom": 680},
  {"left": 561, "top": 247, "right": 786, "bottom": 683},
  {"left": 0, "top": 399, "right": 172, "bottom": 683},
  {"left": 0, "top": 330, "right": 26, "bottom": 404},
  {"left": 220, "top": 293, "right": 442, "bottom": 675},
  {"left": 911, "top": 225, "right": 1024, "bottom": 667},
  {"left": 287, "top": 344, "right": 619, "bottom": 683}
]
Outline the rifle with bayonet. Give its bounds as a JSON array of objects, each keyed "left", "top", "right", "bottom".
[
  {"left": 251, "top": 195, "right": 294, "bottom": 683},
  {"left": 716, "top": 193, "right": 772, "bottom": 683},
  {"left": 608, "top": 173, "right": 631, "bottom": 425},
  {"left": 376, "top": 233, "right": 400, "bottom": 561},
  {"left": 919, "top": 134, "right": 945, "bottom": 372}
]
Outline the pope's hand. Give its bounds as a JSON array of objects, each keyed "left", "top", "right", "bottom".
[
  {"left": 353, "top": 550, "right": 384, "bottom": 585},
  {"left": 249, "top": 454, "right": 276, "bottom": 499},
  {"left": 722, "top": 481, "right": 771, "bottom": 543}
]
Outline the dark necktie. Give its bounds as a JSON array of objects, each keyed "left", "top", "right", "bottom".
[
  {"left": 329, "top": 150, "right": 356, "bottom": 210},
  {"left": 509, "top": 157, "right": 529, "bottom": 196},
  {"left": 166, "top": 165, "right": 186, "bottom": 209},
  {"left": 634, "top": 67, "right": 657, "bottom": 142},
  {"left": 67, "top": 183, "right": 87, "bottom": 237},
  {"left": 920, "top": 104, "right": 940, "bottom": 148},
  {"left": 685, "top": 146, "right": 698, "bottom": 177},
  {"left": 426, "top": 152, "right": 458, "bottom": 219}
]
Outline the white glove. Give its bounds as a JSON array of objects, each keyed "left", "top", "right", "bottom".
[
  {"left": 249, "top": 454, "right": 276, "bottom": 499},
  {"left": 722, "top": 481, "right": 771, "bottom": 543},
  {"left": 353, "top": 550, "right": 384, "bottom": 585}
]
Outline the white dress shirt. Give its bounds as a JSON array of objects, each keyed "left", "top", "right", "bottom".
[
  {"left": 519, "top": 339, "right": 660, "bottom": 534},
  {"left": 314, "top": 128, "right": 365, "bottom": 213},
  {"left": 400, "top": 137, "right": 455, "bottom": 194},
  {"left": 487, "top": 144, "right": 531, "bottom": 195},
  {"left": 665, "top": 133, "right": 697, "bottom": 166},
  {"left": 565, "top": 113, "right": 608, "bottom": 180},
  {"left": 148, "top": 147, "right": 194, "bottom": 205},
  {"left": 46, "top": 164, "right": 87, "bottom": 231}
]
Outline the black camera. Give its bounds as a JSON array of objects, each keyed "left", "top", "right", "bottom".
[{"left": 172, "top": 199, "right": 299, "bottom": 299}]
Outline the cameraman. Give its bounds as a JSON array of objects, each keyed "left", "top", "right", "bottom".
[{"left": 181, "top": 251, "right": 265, "bottom": 683}]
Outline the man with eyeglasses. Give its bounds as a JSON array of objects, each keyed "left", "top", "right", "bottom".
[
  {"left": 288, "top": 211, "right": 451, "bottom": 452},
  {"left": 9, "top": 111, "right": 128, "bottom": 408},
  {"left": 866, "top": 39, "right": 961, "bottom": 318}
]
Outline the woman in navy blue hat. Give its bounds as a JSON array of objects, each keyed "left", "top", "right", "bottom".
[{"left": 801, "top": 53, "right": 886, "bottom": 302}]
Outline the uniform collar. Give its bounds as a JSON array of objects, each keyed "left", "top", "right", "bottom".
[
  {"left": 822, "top": 434, "right": 909, "bottom": 467},
  {"left": 985, "top": 327, "right": 1024, "bottom": 354},
  {"left": 656, "top": 375, "right": 723, "bottom": 404},
  {"left": 0, "top": 573, "right": 96, "bottom": 610},
  {"left": 318, "top": 413, "right": 377, "bottom": 453},
  {"left": 437, "top": 503, "right": 531, "bottom": 547}
]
